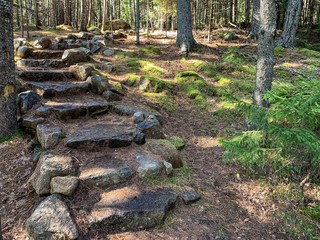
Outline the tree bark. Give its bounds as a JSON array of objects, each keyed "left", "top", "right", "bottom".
[
  {"left": 249, "top": 0, "right": 260, "bottom": 39},
  {"left": 176, "top": 0, "right": 196, "bottom": 54},
  {"left": 79, "top": 0, "right": 86, "bottom": 31},
  {"left": 135, "top": 0, "right": 140, "bottom": 45},
  {"left": 278, "top": 0, "right": 302, "bottom": 48},
  {"left": 0, "top": 0, "right": 17, "bottom": 136},
  {"left": 253, "top": 0, "right": 277, "bottom": 107}
]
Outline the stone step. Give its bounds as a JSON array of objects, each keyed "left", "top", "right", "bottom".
[
  {"left": 34, "top": 98, "right": 112, "bottom": 120},
  {"left": 17, "top": 59, "right": 67, "bottom": 68},
  {"left": 16, "top": 68, "right": 74, "bottom": 82},
  {"left": 28, "top": 50, "right": 64, "bottom": 59},
  {"left": 88, "top": 186, "right": 177, "bottom": 232},
  {"left": 25, "top": 81, "right": 90, "bottom": 98},
  {"left": 65, "top": 123, "right": 135, "bottom": 148}
]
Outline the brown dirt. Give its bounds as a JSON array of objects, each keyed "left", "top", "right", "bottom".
[{"left": 2, "top": 28, "right": 316, "bottom": 240}]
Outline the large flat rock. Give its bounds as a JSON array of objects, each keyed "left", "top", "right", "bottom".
[
  {"left": 29, "top": 49, "right": 64, "bottom": 59},
  {"left": 17, "top": 68, "right": 74, "bottom": 81},
  {"left": 35, "top": 99, "right": 111, "bottom": 119},
  {"left": 26, "top": 81, "right": 90, "bottom": 98},
  {"left": 17, "top": 59, "right": 66, "bottom": 68},
  {"left": 89, "top": 186, "right": 177, "bottom": 232},
  {"left": 65, "top": 124, "right": 134, "bottom": 148}
]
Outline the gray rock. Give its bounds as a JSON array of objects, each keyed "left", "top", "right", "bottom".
[
  {"left": 27, "top": 81, "right": 90, "bottom": 98},
  {"left": 100, "top": 63, "right": 113, "bottom": 73},
  {"left": 66, "top": 34, "right": 78, "bottom": 40},
  {"left": 36, "top": 124, "right": 62, "bottom": 149},
  {"left": 16, "top": 69, "right": 73, "bottom": 82},
  {"left": 88, "top": 75, "right": 109, "bottom": 94},
  {"left": 62, "top": 47, "right": 89, "bottom": 65},
  {"left": 133, "top": 111, "right": 145, "bottom": 123},
  {"left": 29, "top": 153, "right": 78, "bottom": 195},
  {"left": 65, "top": 123, "right": 134, "bottom": 148},
  {"left": 17, "top": 59, "right": 66, "bottom": 68},
  {"left": 103, "top": 49, "right": 115, "bottom": 57},
  {"left": 25, "top": 194, "right": 78, "bottom": 240},
  {"left": 102, "top": 90, "right": 122, "bottom": 101},
  {"left": 17, "top": 91, "right": 41, "bottom": 114},
  {"left": 78, "top": 31, "right": 94, "bottom": 39},
  {"left": 90, "top": 28, "right": 102, "bottom": 35},
  {"left": 14, "top": 38, "right": 28, "bottom": 51},
  {"left": 17, "top": 46, "right": 32, "bottom": 58},
  {"left": 163, "top": 161, "right": 173, "bottom": 176},
  {"left": 133, "top": 129, "right": 145, "bottom": 145},
  {"left": 51, "top": 176, "right": 78, "bottom": 196},
  {"left": 80, "top": 165, "right": 134, "bottom": 188},
  {"left": 22, "top": 114, "right": 46, "bottom": 133},
  {"left": 69, "top": 64, "right": 93, "bottom": 81},
  {"left": 136, "top": 152, "right": 163, "bottom": 179},
  {"left": 181, "top": 190, "right": 201, "bottom": 205},
  {"left": 137, "top": 116, "right": 165, "bottom": 139},
  {"left": 90, "top": 43, "right": 102, "bottom": 53},
  {"left": 33, "top": 37, "right": 52, "bottom": 49},
  {"left": 89, "top": 187, "right": 177, "bottom": 231},
  {"left": 146, "top": 139, "right": 184, "bottom": 168}
]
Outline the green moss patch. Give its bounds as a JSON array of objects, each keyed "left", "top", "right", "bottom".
[
  {"left": 144, "top": 92, "right": 175, "bottom": 113},
  {"left": 138, "top": 46, "right": 161, "bottom": 56},
  {"left": 138, "top": 76, "right": 172, "bottom": 93}
]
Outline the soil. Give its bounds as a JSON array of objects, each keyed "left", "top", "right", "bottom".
[{"left": 1, "top": 28, "right": 317, "bottom": 240}]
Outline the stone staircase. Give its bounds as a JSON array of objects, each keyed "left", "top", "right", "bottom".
[{"left": 15, "top": 34, "right": 200, "bottom": 239}]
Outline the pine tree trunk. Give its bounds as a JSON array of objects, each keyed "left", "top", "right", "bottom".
[
  {"left": 278, "top": 0, "right": 302, "bottom": 48},
  {"left": 135, "top": 0, "right": 140, "bottom": 45},
  {"left": 249, "top": 0, "right": 260, "bottom": 39},
  {"left": 0, "top": 0, "right": 17, "bottom": 136},
  {"left": 79, "top": 0, "right": 86, "bottom": 31},
  {"left": 253, "top": 0, "right": 277, "bottom": 107},
  {"left": 176, "top": 0, "right": 196, "bottom": 55}
]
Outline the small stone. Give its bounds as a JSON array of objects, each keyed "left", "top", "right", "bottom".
[
  {"left": 17, "top": 90, "right": 41, "bottom": 114},
  {"left": 137, "top": 116, "right": 165, "bottom": 139},
  {"left": 69, "top": 64, "right": 93, "bottom": 81},
  {"left": 25, "top": 194, "right": 78, "bottom": 240},
  {"left": 36, "top": 124, "right": 62, "bottom": 149},
  {"left": 103, "top": 49, "right": 115, "bottom": 57},
  {"left": 22, "top": 115, "right": 46, "bottom": 133},
  {"left": 136, "top": 152, "right": 163, "bottom": 179},
  {"left": 17, "top": 46, "right": 32, "bottom": 58},
  {"left": 102, "top": 90, "right": 123, "bottom": 101},
  {"left": 33, "top": 37, "right": 52, "bottom": 49},
  {"left": 67, "top": 34, "right": 78, "bottom": 40},
  {"left": 14, "top": 38, "right": 28, "bottom": 51},
  {"left": 90, "top": 43, "right": 101, "bottom": 53},
  {"left": 163, "top": 161, "right": 173, "bottom": 176},
  {"left": 133, "top": 111, "right": 145, "bottom": 123},
  {"left": 181, "top": 190, "right": 201, "bottom": 205},
  {"left": 133, "top": 129, "right": 145, "bottom": 145},
  {"left": 88, "top": 75, "right": 109, "bottom": 94},
  {"left": 100, "top": 63, "right": 113, "bottom": 73},
  {"left": 51, "top": 176, "right": 79, "bottom": 196},
  {"left": 78, "top": 31, "right": 94, "bottom": 39},
  {"left": 29, "top": 153, "right": 78, "bottom": 195}
]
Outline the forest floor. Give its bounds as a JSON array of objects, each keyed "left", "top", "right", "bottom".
[{"left": 1, "top": 27, "right": 320, "bottom": 239}]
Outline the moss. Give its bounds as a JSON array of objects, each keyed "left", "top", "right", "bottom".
[
  {"left": 0, "top": 127, "right": 25, "bottom": 144},
  {"left": 125, "top": 74, "right": 140, "bottom": 86},
  {"left": 142, "top": 63, "right": 165, "bottom": 76},
  {"left": 176, "top": 71, "right": 214, "bottom": 109},
  {"left": 298, "top": 48, "right": 320, "bottom": 58},
  {"left": 198, "top": 63, "right": 217, "bottom": 77},
  {"left": 168, "top": 136, "right": 185, "bottom": 150},
  {"left": 115, "top": 51, "right": 138, "bottom": 59},
  {"left": 274, "top": 46, "right": 286, "bottom": 56},
  {"left": 110, "top": 81, "right": 125, "bottom": 94},
  {"left": 223, "top": 48, "right": 246, "bottom": 65},
  {"left": 144, "top": 92, "right": 175, "bottom": 113},
  {"left": 138, "top": 46, "right": 161, "bottom": 55},
  {"left": 139, "top": 76, "right": 172, "bottom": 93}
]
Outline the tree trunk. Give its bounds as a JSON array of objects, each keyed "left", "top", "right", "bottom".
[
  {"left": 102, "top": 0, "right": 107, "bottom": 31},
  {"left": 278, "top": 0, "right": 302, "bottom": 48},
  {"left": 0, "top": 0, "right": 17, "bottom": 136},
  {"left": 253, "top": 0, "right": 277, "bottom": 107},
  {"left": 135, "top": 0, "right": 140, "bottom": 45},
  {"left": 79, "top": 0, "right": 86, "bottom": 31},
  {"left": 249, "top": 0, "right": 260, "bottom": 39},
  {"left": 19, "top": 0, "right": 24, "bottom": 37},
  {"left": 34, "top": 0, "right": 42, "bottom": 27},
  {"left": 176, "top": 0, "right": 196, "bottom": 55}
]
